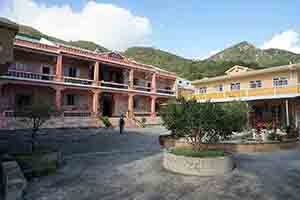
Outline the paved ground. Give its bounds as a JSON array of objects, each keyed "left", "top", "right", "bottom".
[{"left": 3, "top": 128, "right": 300, "bottom": 200}]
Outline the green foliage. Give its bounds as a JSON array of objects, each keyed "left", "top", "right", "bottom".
[
  {"left": 159, "top": 98, "right": 249, "bottom": 146},
  {"left": 134, "top": 117, "right": 147, "bottom": 128},
  {"left": 100, "top": 116, "right": 112, "bottom": 128},
  {"left": 169, "top": 148, "right": 225, "bottom": 158}
]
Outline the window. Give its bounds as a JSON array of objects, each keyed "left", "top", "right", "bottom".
[
  {"left": 197, "top": 87, "right": 207, "bottom": 94},
  {"left": 66, "top": 94, "right": 75, "bottom": 106},
  {"left": 215, "top": 84, "right": 223, "bottom": 92},
  {"left": 15, "top": 62, "right": 30, "bottom": 71},
  {"left": 230, "top": 82, "right": 240, "bottom": 91},
  {"left": 69, "top": 67, "right": 78, "bottom": 77},
  {"left": 249, "top": 80, "right": 262, "bottom": 88},
  {"left": 273, "top": 77, "right": 288, "bottom": 87}
]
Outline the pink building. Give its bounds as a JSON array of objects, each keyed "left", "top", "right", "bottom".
[{"left": 0, "top": 36, "right": 177, "bottom": 129}]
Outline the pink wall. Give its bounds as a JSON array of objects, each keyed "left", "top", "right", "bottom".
[{"left": 113, "top": 93, "right": 128, "bottom": 116}]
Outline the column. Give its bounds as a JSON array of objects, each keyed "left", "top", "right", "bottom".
[
  {"left": 286, "top": 99, "right": 290, "bottom": 127},
  {"left": 128, "top": 94, "right": 134, "bottom": 118},
  {"left": 55, "top": 87, "right": 63, "bottom": 110},
  {"left": 93, "top": 61, "right": 100, "bottom": 85},
  {"left": 56, "top": 54, "right": 63, "bottom": 81},
  {"left": 151, "top": 73, "right": 156, "bottom": 93},
  {"left": 129, "top": 69, "right": 134, "bottom": 89},
  {"left": 150, "top": 96, "right": 157, "bottom": 118},
  {"left": 92, "top": 90, "right": 100, "bottom": 116}
]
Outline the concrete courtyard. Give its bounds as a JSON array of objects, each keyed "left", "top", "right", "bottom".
[{"left": 4, "top": 128, "right": 300, "bottom": 200}]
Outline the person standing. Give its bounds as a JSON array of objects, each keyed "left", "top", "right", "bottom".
[{"left": 119, "top": 114, "right": 125, "bottom": 134}]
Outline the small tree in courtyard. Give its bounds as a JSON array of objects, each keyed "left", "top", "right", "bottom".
[
  {"left": 15, "top": 97, "right": 60, "bottom": 152},
  {"left": 160, "top": 98, "right": 249, "bottom": 149}
]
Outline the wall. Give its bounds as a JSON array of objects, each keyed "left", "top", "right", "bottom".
[
  {"left": 62, "top": 57, "right": 92, "bottom": 80},
  {"left": 62, "top": 89, "right": 92, "bottom": 111},
  {"left": 113, "top": 93, "right": 128, "bottom": 116}
]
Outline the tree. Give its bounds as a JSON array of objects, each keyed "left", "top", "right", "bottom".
[
  {"left": 15, "top": 97, "right": 60, "bottom": 152},
  {"left": 160, "top": 98, "right": 249, "bottom": 149}
]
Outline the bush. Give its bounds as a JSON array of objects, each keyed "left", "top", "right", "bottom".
[
  {"left": 100, "top": 116, "right": 112, "bottom": 128},
  {"left": 159, "top": 98, "right": 249, "bottom": 148},
  {"left": 134, "top": 117, "right": 147, "bottom": 128},
  {"left": 169, "top": 148, "right": 225, "bottom": 158}
]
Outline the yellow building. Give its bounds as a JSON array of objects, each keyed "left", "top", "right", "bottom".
[{"left": 192, "top": 64, "right": 300, "bottom": 128}]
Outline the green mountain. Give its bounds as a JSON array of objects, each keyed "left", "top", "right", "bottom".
[
  {"left": 18, "top": 24, "right": 109, "bottom": 52},
  {"left": 124, "top": 42, "right": 300, "bottom": 80},
  {"left": 10, "top": 19, "right": 300, "bottom": 80},
  {"left": 208, "top": 41, "right": 300, "bottom": 67}
]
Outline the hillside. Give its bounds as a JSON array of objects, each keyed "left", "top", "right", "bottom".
[
  {"left": 124, "top": 42, "right": 300, "bottom": 80},
  {"left": 18, "top": 24, "right": 109, "bottom": 52},
  {"left": 8, "top": 18, "right": 300, "bottom": 80},
  {"left": 208, "top": 41, "right": 300, "bottom": 67}
]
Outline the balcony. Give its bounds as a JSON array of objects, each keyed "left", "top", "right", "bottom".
[
  {"left": 194, "top": 84, "right": 300, "bottom": 102},
  {"left": 64, "top": 76, "right": 94, "bottom": 85},
  {"left": 5, "top": 70, "right": 55, "bottom": 81},
  {"left": 100, "top": 81, "right": 129, "bottom": 89}
]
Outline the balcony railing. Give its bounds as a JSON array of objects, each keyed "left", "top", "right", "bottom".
[
  {"left": 193, "top": 84, "right": 300, "bottom": 101},
  {"left": 64, "top": 76, "right": 94, "bottom": 85},
  {"left": 133, "top": 85, "right": 151, "bottom": 92},
  {"left": 157, "top": 88, "right": 175, "bottom": 95},
  {"left": 63, "top": 111, "right": 92, "bottom": 117},
  {"left": 134, "top": 111, "right": 151, "bottom": 117},
  {"left": 100, "top": 81, "right": 129, "bottom": 89},
  {"left": 6, "top": 70, "right": 55, "bottom": 81}
]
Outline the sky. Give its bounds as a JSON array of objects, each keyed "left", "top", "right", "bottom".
[{"left": 1, "top": 0, "right": 300, "bottom": 59}]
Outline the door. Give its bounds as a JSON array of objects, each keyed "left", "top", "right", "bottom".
[
  {"left": 101, "top": 93, "right": 113, "bottom": 117},
  {"left": 42, "top": 66, "right": 50, "bottom": 80}
]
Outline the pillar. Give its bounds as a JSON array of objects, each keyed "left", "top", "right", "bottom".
[
  {"left": 92, "top": 90, "right": 100, "bottom": 116},
  {"left": 128, "top": 94, "right": 134, "bottom": 118},
  {"left": 55, "top": 87, "right": 63, "bottom": 110},
  {"left": 93, "top": 61, "right": 100, "bottom": 85},
  {"left": 56, "top": 54, "right": 63, "bottom": 81},
  {"left": 286, "top": 99, "right": 290, "bottom": 127},
  {"left": 151, "top": 73, "right": 156, "bottom": 93},
  {"left": 129, "top": 69, "right": 134, "bottom": 89},
  {"left": 150, "top": 96, "right": 157, "bottom": 118}
]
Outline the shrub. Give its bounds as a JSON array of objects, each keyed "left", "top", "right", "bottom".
[
  {"left": 159, "top": 98, "right": 249, "bottom": 148},
  {"left": 15, "top": 97, "right": 60, "bottom": 152},
  {"left": 100, "top": 116, "right": 112, "bottom": 128},
  {"left": 169, "top": 148, "right": 225, "bottom": 158},
  {"left": 134, "top": 117, "right": 147, "bottom": 128}
]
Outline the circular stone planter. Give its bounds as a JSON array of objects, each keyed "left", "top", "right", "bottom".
[{"left": 163, "top": 150, "right": 234, "bottom": 176}]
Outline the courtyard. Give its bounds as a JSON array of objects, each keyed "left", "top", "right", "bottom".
[{"left": 3, "top": 128, "right": 298, "bottom": 200}]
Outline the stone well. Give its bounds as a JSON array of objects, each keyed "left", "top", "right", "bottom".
[{"left": 163, "top": 150, "right": 234, "bottom": 176}]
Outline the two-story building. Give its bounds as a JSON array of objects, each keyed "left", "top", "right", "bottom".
[
  {"left": 192, "top": 64, "right": 300, "bottom": 128},
  {"left": 0, "top": 34, "right": 177, "bottom": 129}
]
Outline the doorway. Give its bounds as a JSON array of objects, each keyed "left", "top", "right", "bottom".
[
  {"left": 42, "top": 66, "right": 51, "bottom": 80},
  {"left": 101, "top": 93, "right": 114, "bottom": 117}
]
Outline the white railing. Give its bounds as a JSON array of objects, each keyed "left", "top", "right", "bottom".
[
  {"left": 134, "top": 111, "right": 151, "bottom": 116},
  {"left": 63, "top": 111, "right": 92, "bottom": 117},
  {"left": 6, "top": 70, "right": 55, "bottom": 81},
  {"left": 157, "top": 88, "right": 175, "bottom": 95},
  {"left": 133, "top": 85, "right": 151, "bottom": 92},
  {"left": 64, "top": 76, "right": 94, "bottom": 85},
  {"left": 100, "top": 80, "right": 129, "bottom": 89}
]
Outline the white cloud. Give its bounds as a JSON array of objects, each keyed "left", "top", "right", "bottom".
[
  {"left": 261, "top": 30, "right": 300, "bottom": 53},
  {"left": 1, "top": 0, "right": 152, "bottom": 51},
  {"left": 199, "top": 49, "right": 221, "bottom": 60}
]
